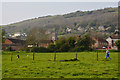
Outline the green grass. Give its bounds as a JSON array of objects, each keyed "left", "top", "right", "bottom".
[
  {"left": 0, "top": 51, "right": 2, "bottom": 79},
  {"left": 2, "top": 51, "right": 119, "bottom": 78}
]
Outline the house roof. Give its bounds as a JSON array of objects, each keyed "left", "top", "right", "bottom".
[
  {"left": 110, "top": 34, "right": 120, "bottom": 39},
  {"left": 39, "top": 40, "right": 54, "bottom": 43},
  {"left": 97, "top": 38, "right": 108, "bottom": 43},
  {"left": 28, "top": 40, "right": 54, "bottom": 44},
  {"left": 92, "top": 37, "right": 108, "bottom": 43},
  {"left": 7, "top": 38, "right": 25, "bottom": 44}
]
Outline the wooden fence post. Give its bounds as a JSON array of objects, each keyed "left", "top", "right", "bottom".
[
  {"left": 54, "top": 52, "right": 56, "bottom": 61},
  {"left": 33, "top": 52, "right": 34, "bottom": 60},
  {"left": 97, "top": 51, "right": 98, "bottom": 61},
  {"left": 11, "top": 53, "right": 13, "bottom": 61}
]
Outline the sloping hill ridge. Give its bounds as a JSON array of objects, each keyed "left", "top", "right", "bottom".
[{"left": 3, "top": 7, "right": 118, "bottom": 35}]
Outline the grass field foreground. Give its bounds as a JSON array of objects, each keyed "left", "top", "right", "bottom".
[{"left": 2, "top": 51, "right": 119, "bottom": 78}]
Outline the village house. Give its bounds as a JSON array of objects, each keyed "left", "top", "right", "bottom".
[
  {"left": 38, "top": 40, "right": 54, "bottom": 48},
  {"left": 2, "top": 38, "right": 26, "bottom": 51},
  {"left": 66, "top": 28, "right": 72, "bottom": 32},
  {"left": 90, "top": 27, "right": 94, "bottom": 30},
  {"left": 52, "top": 32, "right": 58, "bottom": 41},
  {"left": 106, "top": 30, "right": 120, "bottom": 50},
  {"left": 28, "top": 32, "right": 56, "bottom": 48},
  {"left": 105, "top": 27, "right": 111, "bottom": 30},
  {"left": 9, "top": 32, "right": 27, "bottom": 38},
  {"left": 77, "top": 27, "right": 84, "bottom": 31},
  {"left": 98, "top": 26, "right": 105, "bottom": 31},
  {"left": 27, "top": 40, "right": 54, "bottom": 48},
  {"left": 92, "top": 37, "right": 109, "bottom": 49}
]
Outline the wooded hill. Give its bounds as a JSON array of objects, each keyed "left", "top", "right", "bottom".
[{"left": 3, "top": 7, "right": 118, "bottom": 37}]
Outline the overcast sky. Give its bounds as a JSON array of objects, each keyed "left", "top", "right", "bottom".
[
  {"left": 1, "top": 1, "right": 119, "bottom": 25},
  {"left": 1, "top": 0, "right": 120, "bottom": 2}
]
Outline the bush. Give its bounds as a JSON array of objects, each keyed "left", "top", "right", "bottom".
[
  {"left": 115, "top": 40, "right": 120, "bottom": 51},
  {"left": 69, "top": 46, "right": 93, "bottom": 52},
  {"left": 24, "top": 48, "right": 31, "bottom": 53},
  {"left": 5, "top": 47, "right": 13, "bottom": 51},
  {"left": 31, "top": 47, "right": 50, "bottom": 53},
  {"left": 69, "top": 47, "right": 81, "bottom": 52},
  {"left": 59, "top": 44, "right": 70, "bottom": 52},
  {"left": 47, "top": 43, "right": 55, "bottom": 52}
]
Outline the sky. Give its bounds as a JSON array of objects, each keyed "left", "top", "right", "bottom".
[
  {"left": 0, "top": 1, "right": 119, "bottom": 25},
  {"left": 1, "top": 0, "right": 120, "bottom": 2}
]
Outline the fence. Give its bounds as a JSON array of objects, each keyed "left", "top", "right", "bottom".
[{"left": 7, "top": 51, "right": 103, "bottom": 62}]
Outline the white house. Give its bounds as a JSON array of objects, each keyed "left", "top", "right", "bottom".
[
  {"left": 9, "top": 32, "right": 27, "bottom": 38},
  {"left": 98, "top": 26, "right": 105, "bottom": 31},
  {"left": 66, "top": 28, "right": 72, "bottom": 32},
  {"left": 77, "top": 27, "right": 84, "bottom": 31}
]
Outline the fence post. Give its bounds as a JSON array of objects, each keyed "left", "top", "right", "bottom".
[
  {"left": 11, "top": 53, "right": 13, "bottom": 61},
  {"left": 97, "top": 51, "right": 98, "bottom": 61},
  {"left": 54, "top": 52, "right": 56, "bottom": 61},
  {"left": 33, "top": 52, "right": 34, "bottom": 60}
]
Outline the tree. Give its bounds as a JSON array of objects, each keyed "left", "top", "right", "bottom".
[
  {"left": 77, "top": 32, "right": 95, "bottom": 51},
  {"left": 0, "top": 27, "right": 5, "bottom": 43},
  {"left": 88, "top": 20, "right": 96, "bottom": 27},
  {"left": 2, "top": 30, "right": 5, "bottom": 43},
  {"left": 26, "top": 27, "right": 49, "bottom": 47},
  {"left": 59, "top": 43, "right": 70, "bottom": 52},
  {"left": 48, "top": 43, "right": 55, "bottom": 52},
  {"left": 115, "top": 40, "right": 120, "bottom": 51},
  {"left": 55, "top": 37, "right": 67, "bottom": 52},
  {"left": 67, "top": 36, "right": 76, "bottom": 49},
  {"left": 73, "top": 22, "right": 77, "bottom": 27}
]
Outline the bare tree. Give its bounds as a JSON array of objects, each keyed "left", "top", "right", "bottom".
[{"left": 26, "top": 27, "right": 49, "bottom": 47}]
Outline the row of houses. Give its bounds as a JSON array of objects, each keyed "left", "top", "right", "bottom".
[
  {"left": 2, "top": 30, "right": 120, "bottom": 51},
  {"left": 2, "top": 38, "right": 26, "bottom": 51},
  {"left": 2, "top": 38, "right": 54, "bottom": 51}
]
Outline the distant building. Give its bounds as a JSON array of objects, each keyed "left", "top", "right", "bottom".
[
  {"left": 9, "top": 32, "right": 27, "bottom": 38},
  {"left": 77, "top": 27, "right": 84, "bottom": 31},
  {"left": 106, "top": 29, "right": 120, "bottom": 50},
  {"left": 98, "top": 26, "right": 105, "bottom": 31},
  {"left": 27, "top": 32, "right": 56, "bottom": 48},
  {"left": 105, "top": 27, "right": 111, "bottom": 30},
  {"left": 52, "top": 32, "right": 57, "bottom": 41},
  {"left": 90, "top": 27, "right": 94, "bottom": 30},
  {"left": 2, "top": 38, "right": 26, "bottom": 51},
  {"left": 92, "top": 37, "right": 109, "bottom": 49},
  {"left": 66, "top": 28, "right": 72, "bottom": 32},
  {"left": 27, "top": 40, "right": 54, "bottom": 48},
  {"left": 38, "top": 40, "right": 54, "bottom": 48}
]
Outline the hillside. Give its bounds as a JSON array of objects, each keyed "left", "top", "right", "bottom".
[{"left": 3, "top": 7, "right": 118, "bottom": 37}]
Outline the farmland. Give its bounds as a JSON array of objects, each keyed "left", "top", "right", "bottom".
[{"left": 2, "top": 51, "right": 119, "bottom": 78}]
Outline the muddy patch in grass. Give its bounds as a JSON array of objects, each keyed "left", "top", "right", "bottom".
[
  {"left": 72, "top": 72, "right": 85, "bottom": 76},
  {"left": 59, "top": 76, "right": 64, "bottom": 78},
  {"left": 14, "top": 74, "right": 20, "bottom": 75},
  {"left": 102, "top": 72, "right": 108, "bottom": 74}
]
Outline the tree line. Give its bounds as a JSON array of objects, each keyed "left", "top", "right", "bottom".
[{"left": 25, "top": 32, "right": 95, "bottom": 52}]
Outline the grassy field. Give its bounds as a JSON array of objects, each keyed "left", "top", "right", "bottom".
[
  {"left": 2, "top": 51, "right": 119, "bottom": 78},
  {"left": 0, "top": 51, "right": 2, "bottom": 79}
]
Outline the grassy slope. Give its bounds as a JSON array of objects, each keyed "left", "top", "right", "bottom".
[
  {"left": 2, "top": 51, "right": 119, "bottom": 78},
  {"left": 3, "top": 8, "right": 118, "bottom": 34}
]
